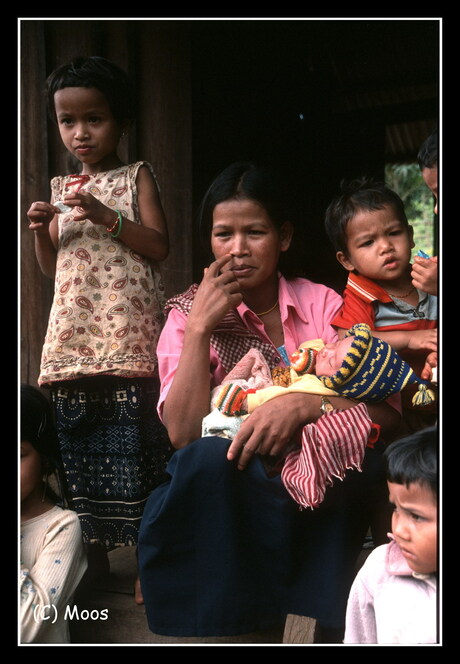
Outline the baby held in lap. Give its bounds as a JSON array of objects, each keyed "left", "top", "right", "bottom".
[{"left": 202, "top": 322, "right": 435, "bottom": 439}]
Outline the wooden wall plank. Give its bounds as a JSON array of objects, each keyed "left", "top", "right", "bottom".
[{"left": 20, "top": 21, "right": 54, "bottom": 386}]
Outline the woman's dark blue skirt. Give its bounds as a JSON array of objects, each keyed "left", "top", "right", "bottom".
[{"left": 138, "top": 436, "right": 387, "bottom": 636}]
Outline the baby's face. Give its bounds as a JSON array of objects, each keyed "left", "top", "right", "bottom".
[
  {"left": 315, "top": 336, "right": 354, "bottom": 377},
  {"left": 388, "top": 480, "right": 437, "bottom": 575}
]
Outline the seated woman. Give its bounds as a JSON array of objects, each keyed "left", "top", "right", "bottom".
[{"left": 138, "top": 162, "right": 401, "bottom": 642}]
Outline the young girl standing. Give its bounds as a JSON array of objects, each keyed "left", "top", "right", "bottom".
[{"left": 27, "top": 56, "right": 172, "bottom": 596}]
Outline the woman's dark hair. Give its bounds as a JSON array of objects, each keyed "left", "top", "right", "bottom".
[
  {"left": 197, "top": 161, "right": 300, "bottom": 278},
  {"left": 21, "top": 384, "right": 67, "bottom": 504},
  {"left": 46, "top": 55, "right": 136, "bottom": 125},
  {"left": 417, "top": 131, "right": 438, "bottom": 170},
  {"left": 324, "top": 176, "right": 409, "bottom": 255},
  {"left": 384, "top": 426, "right": 438, "bottom": 498}
]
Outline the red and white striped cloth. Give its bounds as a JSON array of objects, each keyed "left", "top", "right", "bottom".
[{"left": 281, "top": 402, "right": 372, "bottom": 509}]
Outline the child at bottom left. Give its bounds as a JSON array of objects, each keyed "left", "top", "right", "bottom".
[{"left": 20, "top": 384, "right": 87, "bottom": 644}]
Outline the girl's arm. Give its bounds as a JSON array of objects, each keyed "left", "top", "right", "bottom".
[
  {"left": 27, "top": 201, "right": 60, "bottom": 279},
  {"left": 63, "top": 165, "right": 169, "bottom": 262},
  {"left": 162, "top": 255, "right": 243, "bottom": 448},
  {"left": 130, "top": 164, "right": 169, "bottom": 260},
  {"left": 20, "top": 510, "right": 87, "bottom": 643}
]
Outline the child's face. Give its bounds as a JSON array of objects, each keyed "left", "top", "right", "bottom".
[
  {"left": 315, "top": 336, "right": 354, "bottom": 377},
  {"left": 388, "top": 480, "right": 437, "bottom": 575},
  {"left": 21, "top": 440, "right": 43, "bottom": 504},
  {"left": 336, "top": 205, "right": 414, "bottom": 285},
  {"left": 54, "top": 86, "right": 125, "bottom": 173},
  {"left": 422, "top": 166, "right": 438, "bottom": 215}
]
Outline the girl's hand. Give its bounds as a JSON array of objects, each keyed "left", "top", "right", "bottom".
[
  {"left": 411, "top": 256, "right": 438, "bottom": 295},
  {"left": 187, "top": 254, "right": 243, "bottom": 335},
  {"left": 27, "top": 201, "right": 60, "bottom": 234},
  {"left": 62, "top": 190, "right": 116, "bottom": 228}
]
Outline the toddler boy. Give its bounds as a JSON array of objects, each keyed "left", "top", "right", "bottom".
[{"left": 324, "top": 178, "right": 437, "bottom": 431}]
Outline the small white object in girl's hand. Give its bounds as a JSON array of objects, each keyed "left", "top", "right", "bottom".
[{"left": 55, "top": 201, "right": 72, "bottom": 213}]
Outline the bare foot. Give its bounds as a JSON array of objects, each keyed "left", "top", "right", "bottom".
[{"left": 134, "top": 576, "right": 144, "bottom": 605}]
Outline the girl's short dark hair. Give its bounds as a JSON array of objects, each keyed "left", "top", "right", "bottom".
[
  {"left": 324, "top": 177, "right": 409, "bottom": 256},
  {"left": 46, "top": 56, "right": 136, "bottom": 125},
  {"left": 21, "top": 384, "right": 68, "bottom": 504},
  {"left": 384, "top": 426, "right": 438, "bottom": 498},
  {"left": 21, "top": 384, "right": 59, "bottom": 463},
  {"left": 197, "top": 161, "right": 300, "bottom": 278}
]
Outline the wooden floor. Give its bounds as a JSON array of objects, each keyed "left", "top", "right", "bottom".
[
  {"left": 69, "top": 546, "right": 371, "bottom": 646},
  {"left": 69, "top": 547, "right": 321, "bottom": 646}
]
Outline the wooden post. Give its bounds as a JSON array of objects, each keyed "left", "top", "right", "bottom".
[{"left": 283, "top": 614, "right": 317, "bottom": 644}]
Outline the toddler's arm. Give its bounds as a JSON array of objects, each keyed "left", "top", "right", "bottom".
[
  {"left": 421, "top": 351, "right": 437, "bottom": 382},
  {"left": 368, "top": 328, "right": 437, "bottom": 354},
  {"left": 336, "top": 324, "right": 437, "bottom": 356}
]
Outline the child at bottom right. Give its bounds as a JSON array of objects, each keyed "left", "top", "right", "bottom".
[{"left": 344, "top": 425, "right": 438, "bottom": 644}]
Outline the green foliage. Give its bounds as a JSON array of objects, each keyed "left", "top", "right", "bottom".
[{"left": 385, "top": 163, "right": 436, "bottom": 259}]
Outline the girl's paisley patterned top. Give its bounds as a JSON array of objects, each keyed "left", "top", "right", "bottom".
[{"left": 39, "top": 161, "right": 166, "bottom": 385}]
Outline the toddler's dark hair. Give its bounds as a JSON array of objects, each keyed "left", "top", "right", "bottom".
[
  {"left": 324, "top": 177, "right": 408, "bottom": 255},
  {"left": 46, "top": 55, "right": 136, "bottom": 125},
  {"left": 417, "top": 131, "right": 438, "bottom": 170},
  {"left": 384, "top": 426, "right": 437, "bottom": 498}
]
